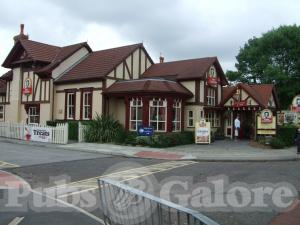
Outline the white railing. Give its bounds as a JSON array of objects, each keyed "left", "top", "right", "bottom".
[
  {"left": 78, "top": 122, "right": 87, "bottom": 143},
  {"left": 0, "top": 122, "right": 68, "bottom": 144}
]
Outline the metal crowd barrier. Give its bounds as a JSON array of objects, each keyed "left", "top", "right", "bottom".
[{"left": 98, "top": 178, "right": 220, "bottom": 225}]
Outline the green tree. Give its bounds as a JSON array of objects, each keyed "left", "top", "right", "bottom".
[{"left": 228, "top": 25, "right": 300, "bottom": 109}]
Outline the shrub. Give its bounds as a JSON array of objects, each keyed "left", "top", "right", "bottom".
[
  {"left": 270, "top": 137, "right": 286, "bottom": 149},
  {"left": 84, "top": 114, "right": 125, "bottom": 143},
  {"left": 46, "top": 120, "right": 57, "bottom": 127},
  {"left": 124, "top": 132, "right": 138, "bottom": 146},
  {"left": 277, "top": 124, "right": 297, "bottom": 146}
]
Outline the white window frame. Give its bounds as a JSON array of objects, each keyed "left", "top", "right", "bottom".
[
  {"left": 129, "top": 98, "right": 143, "bottom": 131},
  {"left": 28, "top": 106, "right": 39, "bottom": 125},
  {"left": 207, "top": 87, "right": 216, "bottom": 106},
  {"left": 83, "top": 92, "right": 92, "bottom": 120},
  {"left": 149, "top": 98, "right": 167, "bottom": 132},
  {"left": 206, "top": 111, "right": 220, "bottom": 127},
  {"left": 0, "top": 105, "right": 4, "bottom": 120},
  {"left": 172, "top": 99, "right": 181, "bottom": 132},
  {"left": 67, "top": 92, "right": 75, "bottom": 120},
  {"left": 187, "top": 110, "right": 194, "bottom": 128}
]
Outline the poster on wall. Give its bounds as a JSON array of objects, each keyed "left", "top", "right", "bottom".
[
  {"left": 195, "top": 119, "right": 211, "bottom": 144},
  {"left": 24, "top": 126, "right": 52, "bottom": 143},
  {"left": 257, "top": 110, "right": 276, "bottom": 135},
  {"left": 261, "top": 109, "right": 273, "bottom": 123}
]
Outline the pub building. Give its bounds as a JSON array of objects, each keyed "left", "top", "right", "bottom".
[{"left": 0, "top": 25, "right": 279, "bottom": 139}]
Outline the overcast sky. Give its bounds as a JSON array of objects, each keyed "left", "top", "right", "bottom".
[{"left": 0, "top": 0, "right": 300, "bottom": 75}]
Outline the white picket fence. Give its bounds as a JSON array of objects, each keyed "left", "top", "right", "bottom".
[
  {"left": 0, "top": 122, "right": 68, "bottom": 144},
  {"left": 78, "top": 122, "right": 87, "bottom": 143}
]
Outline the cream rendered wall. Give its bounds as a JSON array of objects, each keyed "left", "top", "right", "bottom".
[
  {"left": 108, "top": 98, "right": 125, "bottom": 125},
  {"left": 106, "top": 79, "right": 116, "bottom": 88},
  {"left": 180, "top": 81, "right": 195, "bottom": 102},
  {"left": 52, "top": 47, "right": 90, "bottom": 79},
  {"left": 200, "top": 81, "right": 205, "bottom": 103},
  {"left": 132, "top": 50, "right": 139, "bottom": 79},
  {"left": 54, "top": 81, "right": 103, "bottom": 121},
  {"left": 184, "top": 105, "right": 203, "bottom": 131},
  {"left": 5, "top": 67, "right": 22, "bottom": 122},
  {"left": 218, "top": 84, "right": 222, "bottom": 104}
]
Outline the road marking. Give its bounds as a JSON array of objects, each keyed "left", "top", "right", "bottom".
[
  {"left": 8, "top": 217, "right": 24, "bottom": 225},
  {"left": 0, "top": 161, "right": 19, "bottom": 169},
  {"left": 53, "top": 161, "right": 197, "bottom": 198}
]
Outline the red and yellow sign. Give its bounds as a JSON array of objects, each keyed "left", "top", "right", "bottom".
[
  {"left": 207, "top": 76, "right": 218, "bottom": 87},
  {"left": 291, "top": 95, "right": 300, "bottom": 113},
  {"left": 233, "top": 100, "right": 247, "bottom": 108},
  {"left": 22, "top": 78, "right": 32, "bottom": 95}
]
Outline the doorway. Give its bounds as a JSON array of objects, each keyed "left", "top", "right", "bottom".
[{"left": 233, "top": 111, "right": 255, "bottom": 139}]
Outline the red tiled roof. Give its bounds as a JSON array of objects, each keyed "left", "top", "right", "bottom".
[
  {"left": 55, "top": 43, "right": 143, "bottom": 84},
  {"left": 35, "top": 42, "right": 92, "bottom": 76},
  {"left": 104, "top": 78, "right": 193, "bottom": 97},
  {"left": 0, "top": 70, "right": 13, "bottom": 81},
  {"left": 142, "top": 57, "right": 228, "bottom": 85},
  {"left": 0, "top": 79, "right": 6, "bottom": 95},
  {"left": 19, "top": 39, "right": 60, "bottom": 62},
  {"left": 221, "top": 83, "right": 277, "bottom": 108}
]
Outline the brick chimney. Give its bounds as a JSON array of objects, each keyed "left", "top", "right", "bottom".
[
  {"left": 13, "top": 24, "right": 29, "bottom": 44},
  {"left": 159, "top": 55, "right": 164, "bottom": 63}
]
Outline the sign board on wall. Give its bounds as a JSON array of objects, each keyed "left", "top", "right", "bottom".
[
  {"left": 291, "top": 95, "right": 300, "bottom": 113},
  {"left": 22, "top": 78, "right": 32, "bottom": 95},
  {"left": 195, "top": 119, "right": 211, "bottom": 144},
  {"left": 207, "top": 76, "right": 218, "bottom": 87},
  {"left": 24, "top": 126, "right": 52, "bottom": 143},
  {"left": 257, "top": 111, "right": 276, "bottom": 135},
  {"left": 261, "top": 109, "right": 273, "bottom": 123},
  {"left": 277, "top": 111, "right": 299, "bottom": 125}
]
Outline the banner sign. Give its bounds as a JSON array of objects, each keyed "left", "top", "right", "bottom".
[
  {"left": 22, "top": 78, "right": 32, "bottom": 95},
  {"left": 233, "top": 100, "right": 247, "bottom": 108},
  {"left": 261, "top": 109, "right": 273, "bottom": 123},
  {"left": 207, "top": 76, "right": 218, "bottom": 87},
  {"left": 195, "top": 119, "right": 211, "bottom": 144},
  {"left": 24, "top": 126, "right": 52, "bottom": 143},
  {"left": 137, "top": 126, "right": 154, "bottom": 136}
]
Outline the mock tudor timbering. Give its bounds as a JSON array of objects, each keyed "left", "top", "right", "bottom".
[{"left": 0, "top": 25, "right": 279, "bottom": 138}]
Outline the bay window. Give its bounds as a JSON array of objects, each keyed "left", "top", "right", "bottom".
[
  {"left": 28, "top": 106, "right": 39, "bottom": 124},
  {"left": 207, "top": 87, "right": 216, "bottom": 106},
  {"left": 149, "top": 98, "right": 167, "bottom": 132},
  {"left": 67, "top": 92, "right": 75, "bottom": 120},
  {"left": 172, "top": 99, "right": 181, "bottom": 132},
  {"left": 130, "top": 98, "right": 143, "bottom": 131}
]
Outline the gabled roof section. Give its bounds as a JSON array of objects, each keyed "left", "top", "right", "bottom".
[
  {"left": 221, "top": 83, "right": 278, "bottom": 108},
  {"left": 0, "top": 70, "right": 13, "bottom": 81},
  {"left": 104, "top": 78, "right": 193, "bottom": 97},
  {"left": 142, "top": 57, "right": 228, "bottom": 85},
  {"left": 35, "top": 42, "right": 92, "bottom": 76},
  {"left": 55, "top": 43, "right": 144, "bottom": 84},
  {"left": 2, "top": 39, "right": 92, "bottom": 70}
]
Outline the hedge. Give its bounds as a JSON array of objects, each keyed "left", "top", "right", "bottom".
[{"left": 277, "top": 124, "right": 297, "bottom": 146}]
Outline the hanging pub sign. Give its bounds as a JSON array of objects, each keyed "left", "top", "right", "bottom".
[
  {"left": 22, "top": 78, "right": 32, "bottom": 95},
  {"left": 207, "top": 76, "right": 218, "bottom": 87},
  {"left": 195, "top": 119, "right": 211, "bottom": 144},
  {"left": 291, "top": 95, "right": 300, "bottom": 113},
  {"left": 261, "top": 109, "right": 273, "bottom": 123}
]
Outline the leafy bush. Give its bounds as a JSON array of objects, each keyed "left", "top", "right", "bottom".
[
  {"left": 270, "top": 137, "right": 286, "bottom": 149},
  {"left": 84, "top": 114, "right": 125, "bottom": 143},
  {"left": 277, "top": 124, "right": 297, "bottom": 146}
]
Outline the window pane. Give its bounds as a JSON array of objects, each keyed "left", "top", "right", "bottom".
[
  {"left": 158, "top": 107, "right": 165, "bottom": 120},
  {"left": 137, "top": 107, "right": 142, "bottom": 120},
  {"left": 158, "top": 122, "right": 165, "bottom": 131}
]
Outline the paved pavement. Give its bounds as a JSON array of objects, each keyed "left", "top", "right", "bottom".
[
  {"left": 59, "top": 139, "right": 299, "bottom": 161},
  {"left": 1, "top": 139, "right": 300, "bottom": 225}
]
